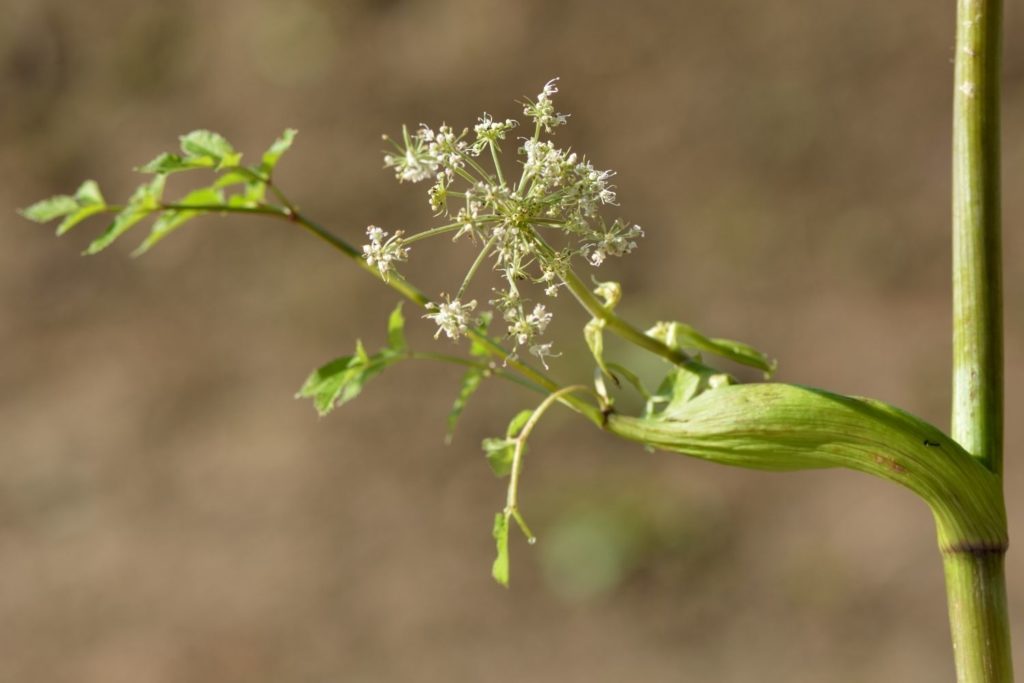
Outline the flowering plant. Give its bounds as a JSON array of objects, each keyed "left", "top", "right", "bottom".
[
  {"left": 20, "top": 79, "right": 778, "bottom": 584},
  {"left": 20, "top": 69, "right": 1013, "bottom": 680}
]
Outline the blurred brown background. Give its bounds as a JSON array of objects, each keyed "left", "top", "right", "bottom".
[{"left": 3, "top": 0, "right": 1023, "bottom": 680}]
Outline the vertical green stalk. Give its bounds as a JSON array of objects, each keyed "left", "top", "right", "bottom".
[
  {"left": 953, "top": 0, "right": 1003, "bottom": 475},
  {"left": 947, "top": 0, "right": 1011, "bottom": 681},
  {"left": 943, "top": 551, "right": 1012, "bottom": 682}
]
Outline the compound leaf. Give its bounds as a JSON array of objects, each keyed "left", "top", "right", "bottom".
[
  {"left": 20, "top": 180, "right": 109, "bottom": 235},
  {"left": 296, "top": 349, "right": 400, "bottom": 416},
  {"left": 297, "top": 307, "right": 416, "bottom": 416},
  {"left": 133, "top": 186, "right": 225, "bottom": 255}
]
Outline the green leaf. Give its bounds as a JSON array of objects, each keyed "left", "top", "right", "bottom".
[
  {"left": 180, "top": 130, "right": 235, "bottom": 160},
  {"left": 85, "top": 176, "right": 165, "bottom": 255},
  {"left": 355, "top": 338, "right": 370, "bottom": 365},
  {"left": 605, "top": 362, "right": 649, "bottom": 400},
  {"left": 133, "top": 186, "right": 225, "bottom": 255},
  {"left": 648, "top": 362, "right": 735, "bottom": 416},
  {"left": 19, "top": 195, "right": 79, "bottom": 223},
  {"left": 296, "top": 350, "right": 397, "bottom": 416},
  {"left": 212, "top": 170, "right": 252, "bottom": 188},
  {"left": 648, "top": 321, "right": 776, "bottom": 376},
  {"left": 138, "top": 152, "right": 214, "bottom": 175},
  {"left": 491, "top": 512, "right": 510, "bottom": 587},
  {"left": 665, "top": 366, "right": 705, "bottom": 406},
  {"left": 259, "top": 128, "right": 298, "bottom": 175},
  {"left": 86, "top": 208, "right": 148, "bottom": 254},
  {"left": 243, "top": 180, "right": 267, "bottom": 205},
  {"left": 676, "top": 323, "right": 776, "bottom": 375},
  {"left": 52, "top": 181, "right": 108, "bottom": 235},
  {"left": 593, "top": 280, "right": 621, "bottom": 308},
  {"left": 20, "top": 180, "right": 107, "bottom": 233},
  {"left": 585, "top": 318, "right": 616, "bottom": 383},
  {"left": 387, "top": 302, "right": 406, "bottom": 351},
  {"left": 506, "top": 409, "right": 533, "bottom": 438},
  {"left": 57, "top": 204, "right": 107, "bottom": 236},
  {"left": 297, "top": 355, "right": 355, "bottom": 415},
  {"left": 483, "top": 437, "right": 516, "bottom": 477},
  {"left": 179, "top": 130, "right": 242, "bottom": 169},
  {"left": 446, "top": 367, "right": 483, "bottom": 444},
  {"left": 297, "top": 309, "right": 416, "bottom": 416},
  {"left": 214, "top": 170, "right": 268, "bottom": 206},
  {"left": 73, "top": 179, "right": 105, "bottom": 206},
  {"left": 482, "top": 409, "right": 533, "bottom": 477}
]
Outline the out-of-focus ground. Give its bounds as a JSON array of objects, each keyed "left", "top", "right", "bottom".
[{"left": 3, "top": 0, "right": 1023, "bottom": 680}]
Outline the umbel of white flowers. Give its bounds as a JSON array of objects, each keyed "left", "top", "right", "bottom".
[{"left": 366, "top": 78, "right": 643, "bottom": 366}]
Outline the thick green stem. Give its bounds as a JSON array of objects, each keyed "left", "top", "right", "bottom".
[
  {"left": 953, "top": 0, "right": 1004, "bottom": 475},
  {"left": 943, "top": 551, "right": 1013, "bottom": 683},
  {"left": 948, "top": 0, "right": 1011, "bottom": 680}
]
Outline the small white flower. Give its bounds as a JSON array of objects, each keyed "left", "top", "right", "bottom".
[
  {"left": 540, "top": 78, "right": 559, "bottom": 100},
  {"left": 510, "top": 320, "right": 532, "bottom": 345},
  {"left": 526, "top": 304, "right": 552, "bottom": 335},
  {"left": 529, "top": 342, "right": 560, "bottom": 369},
  {"left": 540, "top": 268, "right": 560, "bottom": 297},
  {"left": 425, "top": 296, "right": 477, "bottom": 340}
]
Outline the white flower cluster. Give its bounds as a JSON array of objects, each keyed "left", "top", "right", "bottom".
[
  {"left": 507, "top": 303, "right": 552, "bottom": 345},
  {"left": 585, "top": 221, "right": 644, "bottom": 266},
  {"left": 522, "top": 78, "right": 569, "bottom": 133},
  {"left": 383, "top": 124, "right": 469, "bottom": 184},
  {"left": 520, "top": 139, "right": 618, "bottom": 220},
  {"left": 376, "top": 79, "right": 643, "bottom": 363},
  {"left": 472, "top": 114, "right": 517, "bottom": 149},
  {"left": 362, "top": 226, "right": 409, "bottom": 280},
  {"left": 383, "top": 133, "right": 436, "bottom": 183},
  {"left": 425, "top": 296, "right": 477, "bottom": 340}
]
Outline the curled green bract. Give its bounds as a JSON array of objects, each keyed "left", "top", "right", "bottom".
[{"left": 606, "top": 383, "right": 1006, "bottom": 553}]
